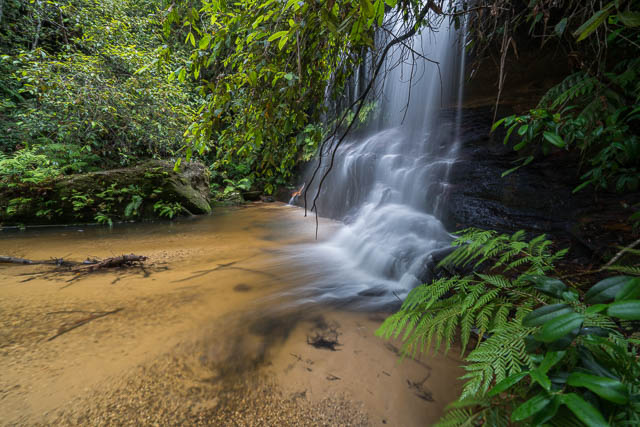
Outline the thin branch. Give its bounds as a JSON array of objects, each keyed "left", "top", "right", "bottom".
[
  {"left": 47, "top": 308, "right": 124, "bottom": 341},
  {"left": 304, "top": 1, "right": 442, "bottom": 237}
]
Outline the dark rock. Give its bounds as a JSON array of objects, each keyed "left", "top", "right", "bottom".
[
  {"left": 441, "top": 107, "right": 639, "bottom": 257},
  {"left": 241, "top": 190, "right": 262, "bottom": 201}
]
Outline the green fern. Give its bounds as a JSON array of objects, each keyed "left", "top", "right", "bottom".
[
  {"left": 460, "top": 323, "right": 534, "bottom": 399},
  {"left": 377, "top": 229, "right": 565, "bottom": 375},
  {"left": 537, "top": 71, "right": 600, "bottom": 110},
  {"left": 604, "top": 265, "right": 640, "bottom": 275}
]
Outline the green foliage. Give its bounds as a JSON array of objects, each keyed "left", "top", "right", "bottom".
[
  {"left": 162, "top": 0, "right": 428, "bottom": 191},
  {"left": 490, "top": 1, "right": 640, "bottom": 194},
  {"left": 0, "top": 0, "right": 198, "bottom": 172},
  {"left": 378, "top": 229, "right": 640, "bottom": 426},
  {"left": 377, "top": 229, "right": 567, "bottom": 398},
  {"left": 0, "top": 147, "right": 61, "bottom": 184},
  {"left": 153, "top": 200, "right": 183, "bottom": 218}
]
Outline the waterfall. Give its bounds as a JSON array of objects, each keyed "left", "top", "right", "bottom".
[{"left": 288, "top": 12, "right": 467, "bottom": 308}]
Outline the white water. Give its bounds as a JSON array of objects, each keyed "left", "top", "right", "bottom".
[{"left": 288, "top": 14, "right": 467, "bottom": 307}]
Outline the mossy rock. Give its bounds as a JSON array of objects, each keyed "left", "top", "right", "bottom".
[{"left": 0, "top": 160, "right": 211, "bottom": 226}]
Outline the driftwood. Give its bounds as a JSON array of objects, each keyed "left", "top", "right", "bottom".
[
  {"left": 0, "top": 254, "right": 146, "bottom": 271},
  {"left": 0, "top": 256, "right": 69, "bottom": 266},
  {"left": 71, "top": 254, "right": 147, "bottom": 272},
  {"left": 47, "top": 307, "right": 124, "bottom": 341}
]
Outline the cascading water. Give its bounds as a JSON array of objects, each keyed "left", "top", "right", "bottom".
[{"left": 287, "top": 12, "right": 467, "bottom": 308}]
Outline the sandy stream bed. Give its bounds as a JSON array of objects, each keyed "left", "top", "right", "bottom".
[{"left": 0, "top": 203, "right": 462, "bottom": 426}]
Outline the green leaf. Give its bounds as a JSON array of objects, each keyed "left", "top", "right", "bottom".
[
  {"left": 522, "top": 304, "right": 573, "bottom": 327},
  {"left": 585, "top": 304, "right": 608, "bottom": 314},
  {"left": 615, "top": 277, "right": 640, "bottom": 301},
  {"left": 531, "top": 396, "right": 561, "bottom": 425},
  {"left": 618, "top": 11, "right": 640, "bottom": 27},
  {"left": 186, "top": 32, "right": 196, "bottom": 47},
  {"left": 543, "top": 131, "right": 565, "bottom": 148},
  {"left": 585, "top": 276, "right": 633, "bottom": 303},
  {"left": 573, "top": 3, "right": 615, "bottom": 42},
  {"left": 555, "top": 18, "right": 568, "bottom": 35},
  {"left": 560, "top": 393, "right": 608, "bottom": 427},
  {"left": 539, "top": 351, "right": 566, "bottom": 374},
  {"left": 511, "top": 393, "right": 552, "bottom": 421},
  {"left": 199, "top": 34, "right": 212, "bottom": 50},
  {"left": 488, "top": 371, "right": 529, "bottom": 397},
  {"left": 530, "top": 368, "right": 551, "bottom": 391},
  {"left": 491, "top": 116, "right": 508, "bottom": 132},
  {"left": 284, "top": 0, "right": 299, "bottom": 11},
  {"left": 567, "top": 372, "right": 629, "bottom": 404},
  {"left": 607, "top": 300, "right": 640, "bottom": 320},
  {"left": 267, "top": 30, "right": 289, "bottom": 42},
  {"left": 578, "top": 347, "right": 618, "bottom": 380},
  {"left": 517, "top": 124, "right": 529, "bottom": 136},
  {"left": 360, "top": 0, "right": 374, "bottom": 18},
  {"left": 535, "top": 312, "right": 583, "bottom": 343},
  {"left": 524, "top": 275, "right": 568, "bottom": 298},
  {"left": 278, "top": 35, "right": 288, "bottom": 50}
]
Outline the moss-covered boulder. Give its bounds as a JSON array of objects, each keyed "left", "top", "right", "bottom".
[{"left": 0, "top": 160, "right": 211, "bottom": 226}]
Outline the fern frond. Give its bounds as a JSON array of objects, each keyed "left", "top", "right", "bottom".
[
  {"left": 604, "top": 265, "right": 640, "bottom": 275},
  {"left": 435, "top": 408, "right": 478, "bottom": 427},
  {"left": 538, "top": 72, "right": 600, "bottom": 110},
  {"left": 461, "top": 323, "right": 533, "bottom": 399}
]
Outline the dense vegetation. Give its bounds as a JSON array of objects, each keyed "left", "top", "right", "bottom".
[
  {"left": 0, "top": 0, "right": 196, "bottom": 172},
  {"left": 1, "top": 0, "right": 639, "bottom": 423}
]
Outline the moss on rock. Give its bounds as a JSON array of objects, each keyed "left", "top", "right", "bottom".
[{"left": 0, "top": 160, "right": 211, "bottom": 226}]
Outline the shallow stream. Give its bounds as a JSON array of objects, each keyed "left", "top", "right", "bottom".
[{"left": 0, "top": 203, "right": 462, "bottom": 426}]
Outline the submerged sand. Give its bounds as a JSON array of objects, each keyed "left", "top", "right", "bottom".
[{"left": 0, "top": 203, "right": 462, "bottom": 426}]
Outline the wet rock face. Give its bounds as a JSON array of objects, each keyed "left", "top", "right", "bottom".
[
  {"left": 0, "top": 160, "right": 211, "bottom": 226},
  {"left": 440, "top": 107, "right": 638, "bottom": 252}
]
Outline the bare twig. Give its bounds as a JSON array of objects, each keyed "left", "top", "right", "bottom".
[
  {"left": 305, "top": 1, "right": 443, "bottom": 238},
  {"left": 47, "top": 308, "right": 124, "bottom": 341}
]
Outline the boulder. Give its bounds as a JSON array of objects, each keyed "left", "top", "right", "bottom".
[{"left": 0, "top": 160, "right": 211, "bottom": 226}]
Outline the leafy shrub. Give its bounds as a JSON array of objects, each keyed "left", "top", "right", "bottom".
[
  {"left": 0, "top": 148, "right": 61, "bottom": 184},
  {"left": 377, "top": 229, "right": 640, "bottom": 426},
  {"left": 0, "top": 0, "right": 198, "bottom": 169},
  {"left": 492, "top": 3, "right": 640, "bottom": 194}
]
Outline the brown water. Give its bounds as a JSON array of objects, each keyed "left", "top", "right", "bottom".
[{"left": 0, "top": 203, "right": 462, "bottom": 426}]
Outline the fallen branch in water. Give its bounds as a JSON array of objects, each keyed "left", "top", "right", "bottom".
[
  {"left": 0, "top": 256, "right": 70, "bottom": 266},
  {"left": 71, "top": 254, "right": 147, "bottom": 272},
  {"left": 0, "top": 253, "right": 147, "bottom": 271},
  {"left": 47, "top": 307, "right": 124, "bottom": 341}
]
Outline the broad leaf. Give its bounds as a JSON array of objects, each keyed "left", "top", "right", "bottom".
[
  {"left": 543, "top": 131, "right": 565, "bottom": 148},
  {"left": 511, "top": 393, "right": 552, "bottom": 421},
  {"left": 585, "top": 276, "right": 632, "bottom": 303},
  {"left": 535, "top": 313, "right": 583, "bottom": 343},
  {"left": 560, "top": 393, "right": 608, "bottom": 427},
  {"left": 539, "top": 351, "right": 566, "bottom": 374},
  {"left": 522, "top": 304, "right": 573, "bottom": 327},
  {"left": 607, "top": 300, "right": 640, "bottom": 320},
  {"left": 567, "top": 372, "right": 629, "bottom": 404},
  {"left": 488, "top": 371, "right": 529, "bottom": 397},
  {"left": 615, "top": 277, "right": 640, "bottom": 301},
  {"left": 573, "top": 3, "right": 615, "bottom": 42},
  {"left": 530, "top": 368, "right": 551, "bottom": 391},
  {"left": 524, "top": 275, "right": 567, "bottom": 298}
]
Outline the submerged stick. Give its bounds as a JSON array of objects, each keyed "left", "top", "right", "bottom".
[{"left": 47, "top": 307, "right": 124, "bottom": 341}]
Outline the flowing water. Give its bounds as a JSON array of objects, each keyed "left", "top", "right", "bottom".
[{"left": 290, "top": 14, "right": 467, "bottom": 307}]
